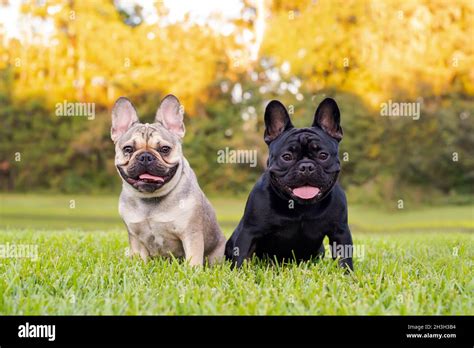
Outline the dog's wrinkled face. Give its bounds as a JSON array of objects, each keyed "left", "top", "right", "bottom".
[
  {"left": 264, "top": 98, "right": 343, "bottom": 204},
  {"left": 111, "top": 95, "right": 185, "bottom": 194}
]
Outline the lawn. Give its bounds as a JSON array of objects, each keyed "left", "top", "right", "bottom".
[{"left": 0, "top": 194, "right": 472, "bottom": 315}]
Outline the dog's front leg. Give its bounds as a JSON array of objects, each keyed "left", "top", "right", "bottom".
[
  {"left": 328, "top": 224, "right": 354, "bottom": 272},
  {"left": 128, "top": 233, "right": 150, "bottom": 262},
  {"left": 181, "top": 232, "right": 204, "bottom": 267},
  {"left": 227, "top": 229, "right": 256, "bottom": 268}
]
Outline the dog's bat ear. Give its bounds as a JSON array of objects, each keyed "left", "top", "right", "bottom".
[
  {"left": 313, "top": 98, "right": 343, "bottom": 141},
  {"left": 264, "top": 100, "right": 293, "bottom": 144},
  {"left": 155, "top": 94, "right": 185, "bottom": 138},
  {"left": 111, "top": 97, "right": 139, "bottom": 143}
]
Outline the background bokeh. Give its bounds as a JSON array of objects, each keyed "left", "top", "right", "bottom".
[
  {"left": 0, "top": 1, "right": 472, "bottom": 316},
  {"left": 0, "top": 0, "right": 473, "bottom": 207}
]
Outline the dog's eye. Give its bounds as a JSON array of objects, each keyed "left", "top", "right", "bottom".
[
  {"left": 159, "top": 146, "right": 171, "bottom": 155},
  {"left": 123, "top": 146, "right": 134, "bottom": 154},
  {"left": 318, "top": 152, "right": 329, "bottom": 161},
  {"left": 282, "top": 153, "right": 293, "bottom": 161}
]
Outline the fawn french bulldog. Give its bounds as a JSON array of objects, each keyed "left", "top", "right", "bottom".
[{"left": 111, "top": 95, "right": 225, "bottom": 266}]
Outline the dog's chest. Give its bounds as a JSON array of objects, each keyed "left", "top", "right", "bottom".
[
  {"left": 120, "top": 198, "right": 195, "bottom": 257},
  {"left": 272, "top": 216, "right": 327, "bottom": 240},
  {"left": 129, "top": 219, "right": 184, "bottom": 257}
]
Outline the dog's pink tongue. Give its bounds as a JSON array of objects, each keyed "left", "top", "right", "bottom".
[
  {"left": 292, "top": 186, "right": 320, "bottom": 199},
  {"left": 139, "top": 173, "right": 164, "bottom": 182}
]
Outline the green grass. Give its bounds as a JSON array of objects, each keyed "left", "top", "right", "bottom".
[
  {"left": 1, "top": 193, "right": 473, "bottom": 232},
  {"left": 0, "top": 194, "right": 473, "bottom": 315}
]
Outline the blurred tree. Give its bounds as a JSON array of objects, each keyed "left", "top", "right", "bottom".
[
  {"left": 257, "top": 0, "right": 474, "bottom": 201},
  {"left": 0, "top": 0, "right": 472, "bottom": 204}
]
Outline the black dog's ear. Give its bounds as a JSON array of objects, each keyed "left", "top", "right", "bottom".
[
  {"left": 313, "top": 98, "right": 343, "bottom": 141},
  {"left": 264, "top": 100, "right": 293, "bottom": 144}
]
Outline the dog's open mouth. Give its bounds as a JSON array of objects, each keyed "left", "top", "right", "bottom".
[
  {"left": 137, "top": 173, "right": 165, "bottom": 183},
  {"left": 117, "top": 165, "right": 178, "bottom": 192},
  {"left": 271, "top": 173, "right": 338, "bottom": 202},
  {"left": 292, "top": 186, "right": 321, "bottom": 199}
]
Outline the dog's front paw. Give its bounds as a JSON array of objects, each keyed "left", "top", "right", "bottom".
[{"left": 338, "top": 258, "right": 354, "bottom": 273}]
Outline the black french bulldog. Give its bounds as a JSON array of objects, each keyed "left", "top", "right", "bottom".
[{"left": 225, "top": 98, "right": 354, "bottom": 271}]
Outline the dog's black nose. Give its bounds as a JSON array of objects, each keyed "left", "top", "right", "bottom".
[
  {"left": 137, "top": 151, "right": 156, "bottom": 165},
  {"left": 298, "top": 162, "right": 315, "bottom": 173}
]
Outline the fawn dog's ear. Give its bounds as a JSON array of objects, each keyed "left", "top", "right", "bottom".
[
  {"left": 155, "top": 94, "right": 185, "bottom": 138},
  {"left": 111, "top": 97, "right": 139, "bottom": 143}
]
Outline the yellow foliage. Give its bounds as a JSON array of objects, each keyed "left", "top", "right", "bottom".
[
  {"left": 2, "top": 0, "right": 473, "bottom": 112},
  {"left": 6, "top": 0, "right": 240, "bottom": 113},
  {"left": 262, "top": 0, "right": 474, "bottom": 107}
]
